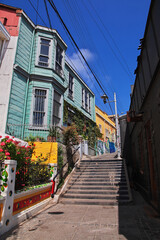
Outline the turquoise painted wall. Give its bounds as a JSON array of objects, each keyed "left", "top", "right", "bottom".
[
  {"left": 15, "top": 16, "right": 34, "bottom": 73},
  {"left": 64, "top": 63, "right": 95, "bottom": 122},
  {"left": 30, "top": 30, "right": 67, "bottom": 89},
  {"left": 7, "top": 72, "right": 27, "bottom": 125},
  {"left": 6, "top": 12, "right": 96, "bottom": 139}
]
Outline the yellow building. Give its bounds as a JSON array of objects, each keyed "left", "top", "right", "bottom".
[{"left": 95, "top": 105, "right": 116, "bottom": 143}]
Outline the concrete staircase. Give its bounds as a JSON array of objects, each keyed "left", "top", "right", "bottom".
[{"left": 60, "top": 157, "right": 132, "bottom": 205}]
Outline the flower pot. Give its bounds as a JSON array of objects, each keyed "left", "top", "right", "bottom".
[{"left": 47, "top": 136, "right": 56, "bottom": 142}]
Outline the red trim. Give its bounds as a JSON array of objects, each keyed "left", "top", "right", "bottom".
[{"left": 13, "top": 188, "right": 51, "bottom": 214}]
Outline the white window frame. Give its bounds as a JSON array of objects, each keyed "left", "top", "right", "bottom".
[
  {"left": 89, "top": 94, "right": 91, "bottom": 114},
  {"left": 68, "top": 73, "right": 74, "bottom": 100},
  {"left": 55, "top": 41, "right": 65, "bottom": 77},
  {"left": 36, "top": 36, "right": 52, "bottom": 68},
  {"left": 52, "top": 90, "right": 62, "bottom": 126},
  {"left": 30, "top": 87, "right": 48, "bottom": 128},
  {"left": 82, "top": 88, "right": 85, "bottom": 108},
  {"left": 99, "top": 124, "right": 102, "bottom": 133},
  {"left": 105, "top": 128, "right": 109, "bottom": 138}
]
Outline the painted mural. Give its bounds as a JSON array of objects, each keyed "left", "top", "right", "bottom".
[{"left": 97, "top": 139, "right": 116, "bottom": 155}]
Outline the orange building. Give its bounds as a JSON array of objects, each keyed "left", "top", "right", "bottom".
[{"left": 95, "top": 105, "right": 116, "bottom": 143}]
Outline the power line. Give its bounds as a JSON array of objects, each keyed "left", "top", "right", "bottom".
[
  {"left": 61, "top": 0, "right": 126, "bottom": 113},
  {"left": 88, "top": 0, "right": 134, "bottom": 81},
  {"left": 44, "top": 0, "right": 52, "bottom": 29},
  {"left": 47, "top": 0, "right": 109, "bottom": 99},
  {"left": 27, "top": 0, "right": 48, "bottom": 27},
  {"left": 82, "top": 0, "right": 133, "bottom": 81},
  {"left": 36, "top": 0, "right": 39, "bottom": 25}
]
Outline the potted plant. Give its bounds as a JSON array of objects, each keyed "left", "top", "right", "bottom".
[{"left": 47, "top": 126, "right": 59, "bottom": 142}]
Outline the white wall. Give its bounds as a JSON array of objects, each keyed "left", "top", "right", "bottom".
[{"left": 0, "top": 37, "right": 18, "bottom": 132}]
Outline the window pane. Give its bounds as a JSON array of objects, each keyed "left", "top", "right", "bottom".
[
  {"left": 39, "top": 56, "right": 48, "bottom": 63},
  {"left": 41, "top": 39, "right": 50, "bottom": 45},
  {"left": 40, "top": 45, "right": 49, "bottom": 56},
  {"left": 56, "top": 44, "right": 63, "bottom": 65},
  {"left": 54, "top": 91, "right": 61, "bottom": 102},
  {"left": 33, "top": 89, "right": 46, "bottom": 126}
]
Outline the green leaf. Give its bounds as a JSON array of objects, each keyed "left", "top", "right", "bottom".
[
  {"left": 3, "top": 183, "right": 8, "bottom": 187},
  {"left": 1, "top": 186, "right": 4, "bottom": 192}
]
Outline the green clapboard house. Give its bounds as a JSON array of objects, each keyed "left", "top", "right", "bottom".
[{"left": 0, "top": 4, "right": 95, "bottom": 140}]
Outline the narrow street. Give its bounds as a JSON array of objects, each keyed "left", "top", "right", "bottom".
[
  {"left": 2, "top": 191, "right": 160, "bottom": 240},
  {"left": 2, "top": 154, "right": 160, "bottom": 240}
]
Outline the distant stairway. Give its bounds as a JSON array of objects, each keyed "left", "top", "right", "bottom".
[{"left": 59, "top": 158, "right": 132, "bottom": 205}]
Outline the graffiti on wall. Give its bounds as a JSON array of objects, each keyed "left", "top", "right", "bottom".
[{"left": 97, "top": 138, "right": 116, "bottom": 155}]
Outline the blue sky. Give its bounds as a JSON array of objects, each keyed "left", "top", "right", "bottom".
[{"left": 1, "top": 0, "right": 151, "bottom": 115}]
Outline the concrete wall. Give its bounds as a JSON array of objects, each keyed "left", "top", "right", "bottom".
[
  {"left": 0, "top": 37, "right": 18, "bottom": 132},
  {"left": 127, "top": 0, "right": 160, "bottom": 213}
]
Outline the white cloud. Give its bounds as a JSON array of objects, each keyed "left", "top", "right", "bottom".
[{"left": 66, "top": 48, "right": 95, "bottom": 79}]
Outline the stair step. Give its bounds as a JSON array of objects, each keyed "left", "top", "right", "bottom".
[
  {"left": 68, "top": 182, "right": 127, "bottom": 187},
  {"left": 66, "top": 190, "right": 129, "bottom": 195},
  {"left": 72, "top": 175, "right": 126, "bottom": 179},
  {"left": 70, "top": 179, "right": 127, "bottom": 183},
  {"left": 60, "top": 157, "right": 132, "bottom": 206},
  {"left": 62, "top": 194, "right": 130, "bottom": 200},
  {"left": 69, "top": 186, "right": 128, "bottom": 191}
]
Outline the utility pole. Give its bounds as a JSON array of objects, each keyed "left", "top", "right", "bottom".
[
  {"left": 101, "top": 92, "right": 121, "bottom": 158},
  {"left": 114, "top": 92, "right": 121, "bottom": 159}
]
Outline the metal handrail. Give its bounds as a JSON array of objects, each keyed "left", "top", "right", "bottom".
[{"left": 51, "top": 146, "right": 80, "bottom": 198}]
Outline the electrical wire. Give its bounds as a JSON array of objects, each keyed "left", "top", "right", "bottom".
[
  {"left": 47, "top": 0, "right": 109, "bottom": 99},
  {"left": 88, "top": 0, "right": 134, "bottom": 81},
  {"left": 81, "top": 0, "right": 133, "bottom": 81},
  {"left": 62, "top": 0, "right": 124, "bottom": 114},
  {"left": 44, "top": 0, "right": 52, "bottom": 29}
]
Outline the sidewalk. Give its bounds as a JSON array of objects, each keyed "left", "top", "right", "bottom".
[{"left": 2, "top": 189, "right": 160, "bottom": 240}]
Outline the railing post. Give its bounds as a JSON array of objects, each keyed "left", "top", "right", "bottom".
[
  {"left": 84, "top": 140, "right": 88, "bottom": 155},
  {"left": 49, "top": 163, "right": 57, "bottom": 193},
  {"left": 1, "top": 160, "right": 17, "bottom": 235},
  {"left": 103, "top": 142, "right": 105, "bottom": 154}
]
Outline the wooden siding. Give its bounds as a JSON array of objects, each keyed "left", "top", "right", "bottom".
[
  {"left": 15, "top": 16, "right": 34, "bottom": 73},
  {"left": 30, "top": 32, "right": 67, "bottom": 88},
  {"left": 25, "top": 81, "right": 53, "bottom": 126},
  {"left": 7, "top": 72, "right": 27, "bottom": 125},
  {"left": 64, "top": 64, "right": 95, "bottom": 122}
]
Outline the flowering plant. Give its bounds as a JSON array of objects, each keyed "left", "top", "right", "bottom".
[
  {"left": 0, "top": 135, "right": 34, "bottom": 192},
  {"left": 63, "top": 124, "right": 80, "bottom": 147}
]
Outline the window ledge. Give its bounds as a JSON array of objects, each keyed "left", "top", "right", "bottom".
[
  {"left": 81, "top": 106, "right": 91, "bottom": 115},
  {"left": 68, "top": 95, "right": 74, "bottom": 101},
  {"left": 28, "top": 126, "right": 49, "bottom": 131}
]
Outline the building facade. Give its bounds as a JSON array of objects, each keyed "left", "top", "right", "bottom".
[
  {"left": 95, "top": 105, "right": 116, "bottom": 153},
  {"left": 0, "top": 4, "right": 95, "bottom": 140},
  {"left": 126, "top": 0, "right": 160, "bottom": 212}
]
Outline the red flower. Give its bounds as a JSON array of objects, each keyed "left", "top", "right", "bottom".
[
  {"left": 12, "top": 136, "right": 15, "bottom": 138},
  {"left": 26, "top": 157, "right": 30, "bottom": 160},
  {"left": 1, "top": 142, "right": 5, "bottom": 146},
  {"left": 17, "top": 152, "right": 20, "bottom": 154},
  {"left": 6, "top": 139, "right": 12, "bottom": 143},
  {"left": 5, "top": 152, "right": 10, "bottom": 156},
  {"left": 27, "top": 146, "right": 31, "bottom": 149},
  {"left": 5, "top": 136, "right": 10, "bottom": 139},
  {"left": 0, "top": 136, "right": 2, "bottom": 138},
  {"left": 0, "top": 148, "right": 3, "bottom": 152},
  {"left": 7, "top": 156, "right": 11, "bottom": 160}
]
